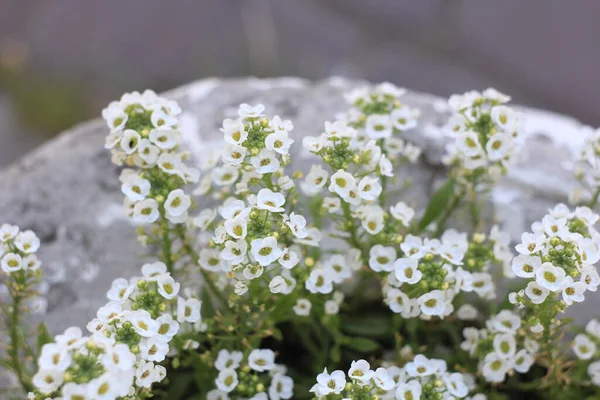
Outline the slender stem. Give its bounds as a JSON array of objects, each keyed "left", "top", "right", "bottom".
[
  {"left": 9, "top": 292, "right": 33, "bottom": 392},
  {"left": 160, "top": 218, "right": 174, "bottom": 275},
  {"left": 434, "top": 191, "right": 463, "bottom": 237},
  {"left": 589, "top": 187, "right": 600, "bottom": 209}
]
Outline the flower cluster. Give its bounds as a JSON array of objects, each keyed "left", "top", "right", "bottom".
[
  {"left": 571, "top": 126, "right": 600, "bottom": 205},
  {"left": 30, "top": 261, "right": 193, "bottom": 399},
  {"left": 102, "top": 90, "right": 199, "bottom": 225},
  {"left": 461, "top": 310, "right": 536, "bottom": 383},
  {"left": 0, "top": 224, "right": 41, "bottom": 275},
  {"left": 209, "top": 348, "right": 293, "bottom": 399},
  {"left": 310, "top": 355, "right": 477, "bottom": 400},
  {"left": 508, "top": 204, "right": 600, "bottom": 318},
  {"left": 381, "top": 228, "right": 507, "bottom": 319},
  {"left": 442, "top": 88, "right": 523, "bottom": 184},
  {"left": 572, "top": 319, "right": 600, "bottom": 386}
]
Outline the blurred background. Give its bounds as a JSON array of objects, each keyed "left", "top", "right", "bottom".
[{"left": 0, "top": 0, "right": 598, "bottom": 167}]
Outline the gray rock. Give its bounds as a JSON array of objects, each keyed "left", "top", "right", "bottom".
[{"left": 0, "top": 77, "right": 593, "bottom": 387}]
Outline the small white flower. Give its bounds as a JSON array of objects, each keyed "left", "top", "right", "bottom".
[
  {"left": 266, "top": 131, "right": 294, "bottom": 155},
  {"left": 561, "top": 276, "right": 586, "bottom": 305},
  {"left": 302, "top": 135, "right": 326, "bottom": 153},
  {"left": 133, "top": 199, "right": 160, "bottom": 223},
  {"left": 1, "top": 252, "right": 23, "bottom": 273},
  {"left": 222, "top": 144, "right": 247, "bottom": 166},
  {"left": 373, "top": 367, "right": 395, "bottom": 391},
  {"left": 293, "top": 298, "right": 312, "bottom": 316},
  {"left": 157, "top": 153, "right": 183, "bottom": 175},
  {"left": 513, "top": 349, "right": 535, "bottom": 373},
  {"left": 535, "top": 262, "right": 566, "bottom": 292},
  {"left": 324, "top": 120, "right": 355, "bottom": 139},
  {"left": 461, "top": 327, "right": 480, "bottom": 355},
  {"left": 573, "top": 334, "right": 596, "bottom": 360},
  {"left": 456, "top": 131, "right": 482, "bottom": 157},
  {"left": 418, "top": 290, "right": 447, "bottom": 316},
  {"left": 313, "top": 368, "right": 346, "bottom": 395},
  {"left": 348, "top": 359, "right": 375, "bottom": 382},
  {"left": 216, "top": 368, "right": 239, "bottom": 393},
  {"left": 357, "top": 176, "right": 382, "bottom": 201},
  {"left": 238, "top": 103, "right": 265, "bottom": 118},
  {"left": 177, "top": 297, "right": 202, "bottom": 323},
  {"left": 365, "top": 114, "right": 392, "bottom": 139},
  {"left": 33, "top": 368, "right": 64, "bottom": 394},
  {"left": 140, "top": 336, "right": 169, "bottom": 362},
  {"left": 130, "top": 310, "right": 159, "bottom": 337},
  {"left": 481, "top": 352, "right": 510, "bottom": 383},
  {"left": 251, "top": 237, "right": 283, "bottom": 266},
  {"left": 486, "top": 133, "right": 513, "bottom": 161},
  {"left": 121, "top": 176, "right": 151, "bottom": 202},
  {"left": 394, "top": 257, "right": 422, "bottom": 284},
  {"left": 107, "top": 278, "right": 134, "bottom": 303},
  {"left": 156, "top": 274, "right": 180, "bottom": 299},
  {"left": 515, "top": 232, "right": 545, "bottom": 255},
  {"left": 257, "top": 188, "right": 285, "bottom": 212},
  {"left": 457, "top": 304, "right": 478, "bottom": 320},
  {"left": 165, "top": 189, "right": 191, "bottom": 217},
  {"left": 305, "top": 269, "right": 334, "bottom": 294},
  {"left": 406, "top": 354, "right": 438, "bottom": 377},
  {"left": 379, "top": 154, "right": 394, "bottom": 177},
  {"left": 38, "top": 343, "right": 71, "bottom": 371},
  {"left": 329, "top": 170, "right": 356, "bottom": 197},
  {"left": 301, "top": 165, "right": 329, "bottom": 196},
  {"left": 269, "top": 276, "right": 292, "bottom": 294},
  {"left": 155, "top": 314, "right": 179, "bottom": 341},
  {"left": 215, "top": 349, "right": 244, "bottom": 371},
  {"left": 14, "top": 230, "right": 40, "bottom": 254},
  {"left": 444, "top": 372, "right": 469, "bottom": 398},
  {"left": 251, "top": 149, "right": 281, "bottom": 174},
  {"left": 493, "top": 333, "right": 517, "bottom": 359},
  {"left": 0, "top": 223, "right": 19, "bottom": 242},
  {"left": 390, "top": 202, "right": 415, "bottom": 226},
  {"left": 279, "top": 248, "right": 299, "bottom": 269},
  {"left": 224, "top": 215, "right": 248, "bottom": 240},
  {"left": 390, "top": 107, "right": 418, "bottom": 131},
  {"left": 248, "top": 349, "right": 275, "bottom": 372},
  {"left": 511, "top": 254, "right": 540, "bottom": 278},
  {"left": 368, "top": 245, "right": 396, "bottom": 272},
  {"left": 395, "top": 380, "right": 422, "bottom": 400},
  {"left": 221, "top": 119, "right": 248, "bottom": 145},
  {"left": 120, "top": 129, "right": 141, "bottom": 154},
  {"left": 149, "top": 129, "right": 179, "bottom": 149},
  {"left": 524, "top": 281, "right": 549, "bottom": 304},
  {"left": 386, "top": 288, "right": 410, "bottom": 315},
  {"left": 138, "top": 139, "right": 160, "bottom": 164},
  {"left": 151, "top": 109, "right": 177, "bottom": 128}
]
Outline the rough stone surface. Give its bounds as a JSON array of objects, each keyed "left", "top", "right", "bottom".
[{"left": 0, "top": 77, "right": 593, "bottom": 385}]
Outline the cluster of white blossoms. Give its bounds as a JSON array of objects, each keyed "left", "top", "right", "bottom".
[
  {"left": 209, "top": 348, "right": 293, "bottom": 399},
  {"left": 571, "top": 126, "right": 600, "bottom": 205},
  {"left": 194, "top": 104, "right": 295, "bottom": 197},
  {"left": 102, "top": 90, "right": 199, "bottom": 225},
  {"left": 310, "top": 355, "right": 478, "bottom": 400},
  {"left": 442, "top": 88, "right": 523, "bottom": 183},
  {"left": 508, "top": 204, "right": 600, "bottom": 316},
  {"left": 30, "top": 261, "right": 194, "bottom": 399},
  {"left": 461, "top": 310, "right": 536, "bottom": 383},
  {"left": 0, "top": 224, "right": 41, "bottom": 274},
  {"left": 381, "top": 228, "right": 508, "bottom": 319},
  {"left": 572, "top": 319, "right": 600, "bottom": 386}
]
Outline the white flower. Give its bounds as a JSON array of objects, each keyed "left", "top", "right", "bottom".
[
  {"left": 121, "top": 176, "right": 151, "bottom": 202},
  {"left": 513, "top": 349, "right": 535, "bottom": 373},
  {"left": 589, "top": 361, "right": 600, "bottom": 386},
  {"left": 324, "top": 300, "right": 340, "bottom": 315},
  {"left": 524, "top": 281, "right": 549, "bottom": 304},
  {"left": 222, "top": 144, "right": 247, "bottom": 166},
  {"left": 193, "top": 209, "right": 217, "bottom": 230},
  {"left": 151, "top": 109, "right": 177, "bottom": 128},
  {"left": 130, "top": 310, "right": 159, "bottom": 337},
  {"left": 155, "top": 314, "right": 179, "bottom": 341},
  {"left": 149, "top": 129, "right": 179, "bottom": 149},
  {"left": 368, "top": 245, "right": 396, "bottom": 272},
  {"left": 221, "top": 119, "right": 248, "bottom": 145},
  {"left": 390, "top": 202, "right": 415, "bottom": 226},
  {"left": 293, "top": 298, "right": 312, "bottom": 316},
  {"left": 279, "top": 248, "right": 299, "bottom": 269},
  {"left": 251, "top": 149, "right": 280, "bottom": 174},
  {"left": 120, "top": 129, "right": 141, "bottom": 154},
  {"left": 535, "top": 262, "right": 566, "bottom": 291},
  {"left": 418, "top": 290, "right": 447, "bottom": 316},
  {"left": 515, "top": 232, "right": 545, "bottom": 255},
  {"left": 348, "top": 359, "right": 375, "bottom": 382},
  {"left": 224, "top": 215, "right": 248, "bottom": 240},
  {"left": 305, "top": 269, "right": 334, "bottom": 294},
  {"left": 248, "top": 349, "right": 275, "bottom": 372},
  {"left": 302, "top": 135, "right": 326, "bottom": 153},
  {"left": 270, "top": 276, "right": 293, "bottom": 294},
  {"left": 14, "top": 230, "right": 40, "bottom": 254},
  {"left": 215, "top": 350, "right": 244, "bottom": 371},
  {"left": 324, "top": 120, "right": 355, "bottom": 139},
  {"left": 481, "top": 352, "right": 510, "bottom": 383},
  {"left": 372, "top": 367, "right": 395, "bottom": 391},
  {"left": 357, "top": 176, "right": 382, "bottom": 200},
  {"left": 301, "top": 165, "right": 329, "bottom": 196},
  {"left": 461, "top": 327, "right": 480, "bottom": 355},
  {"left": 511, "top": 254, "right": 540, "bottom": 278},
  {"left": 491, "top": 105, "right": 517, "bottom": 130},
  {"left": 457, "top": 304, "right": 478, "bottom": 320},
  {"left": 313, "top": 368, "right": 346, "bottom": 395},
  {"left": 1, "top": 252, "right": 23, "bottom": 273},
  {"left": 486, "top": 133, "right": 513, "bottom": 161},
  {"left": 157, "top": 153, "right": 183, "bottom": 176},
  {"left": 138, "top": 139, "right": 160, "bottom": 164},
  {"left": 395, "top": 380, "right": 422, "bottom": 400},
  {"left": 38, "top": 343, "right": 71, "bottom": 371},
  {"left": 457, "top": 131, "right": 482, "bottom": 157},
  {"left": 132, "top": 199, "right": 160, "bottom": 223},
  {"left": 394, "top": 257, "right": 422, "bottom": 284},
  {"left": 257, "top": 189, "right": 285, "bottom": 212},
  {"left": 379, "top": 154, "right": 394, "bottom": 177},
  {"left": 444, "top": 372, "right": 469, "bottom": 398},
  {"left": 238, "top": 103, "right": 265, "bottom": 118},
  {"left": 587, "top": 319, "right": 600, "bottom": 339},
  {"left": 329, "top": 170, "right": 356, "bottom": 197},
  {"left": 406, "top": 354, "right": 438, "bottom": 377},
  {"left": 365, "top": 114, "right": 392, "bottom": 139},
  {"left": 269, "top": 374, "right": 294, "bottom": 400},
  {"left": 391, "top": 107, "right": 418, "bottom": 131},
  {"left": 386, "top": 288, "right": 410, "bottom": 315},
  {"left": 561, "top": 276, "right": 586, "bottom": 305},
  {"left": 165, "top": 189, "right": 191, "bottom": 217},
  {"left": 156, "top": 274, "right": 180, "bottom": 299},
  {"left": 199, "top": 248, "right": 225, "bottom": 271},
  {"left": 140, "top": 336, "right": 169, "bottom": 362},
  {"left": 216, "top": 368, "right": 239, "bottom": 393},
  {"left": 33, "top": 368, "right": 64, "bottom": 394},
  {"left": 251, "top": 237, "right": 283, "bottom": 266},
  {"left": 136, "top": 361, "right": 159, "bottom": 388},
  {"left": 266, "top": 131, "right": 294, "bottom": 155},
  {"left": 573, "top": 334, "right": 596, "bottom": 360},
  {"left": 493, "top": 333, "right": 517, "bottom": 359},
  {"left": 221, "top": 240, "right": 247, "bottom": 265},
  {"left": 177, "top": 297, "right": 202, "bottom": 323},
  {"left": 0, "top": 223, "right": 19, "bottom": 242}
]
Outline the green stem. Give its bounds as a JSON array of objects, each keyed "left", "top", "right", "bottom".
[
  {"left": 434, "top": 191, "right": 463, "bottom": 237},
  {"left": 589, "top": 188, "right": 600, "bottom": 208},
  {"left": 9, "top": 293, "right": 33, "bottom": 393},
  {"left": 160, "top": 218, "right": 174, "bottom": 275}
]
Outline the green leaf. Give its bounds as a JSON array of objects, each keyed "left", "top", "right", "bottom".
[
  {"left": 167, "top": 372, "right": 194, "bottom": 400},
  {"left": 341, "top": 315, "right": 394, "bottom": 338},
  {"left": 342, "top": 336, "right": 379, "bottom": 353},
  {"left": 417, "top": 178, "right": 456, "bottom": 231},
  {"left": 330, "top": 345, "right": 341, "bottom": 363},
  {"left": 36, "top": 323, "right": 52, "bottom": 353}
]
